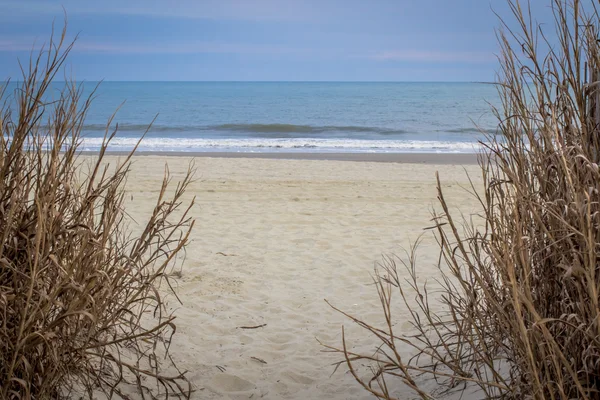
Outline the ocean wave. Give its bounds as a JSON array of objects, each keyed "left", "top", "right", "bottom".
[
  {"left": 209, "top": 123, "right": 407, "bottom": 135},
  {"left": 82, "top": 123, "right": 182, "bottom": 132},
  {"left": 78, "top": 137, "right": 483, "bottom": 153},
  {"left": 81, "top": 122, "right": 496, "bottom": 137},
  {"left": 443, "top": 127, "right": 498, "bottom": 134},
  {"left": 81, "top": 123, "right": 408, "bottom": 135}
]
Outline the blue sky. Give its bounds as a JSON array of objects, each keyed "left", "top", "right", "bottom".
[{"left": 0, "top": 0, "right": 553, "bottom": 81}]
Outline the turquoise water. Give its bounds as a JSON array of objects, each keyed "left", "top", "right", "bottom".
[{"left": 15, "top": 82, "right": 502, "bottom": 153}]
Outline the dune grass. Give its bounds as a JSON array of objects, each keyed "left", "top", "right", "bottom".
[
  {"left": 327, "top": 0, "right": 600, "bottom": 398},
  {"left": 0, "top": 26, "right": 195, "bottom": 398}
]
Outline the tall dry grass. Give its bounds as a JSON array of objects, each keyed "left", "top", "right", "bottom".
[
  {"left": 327, "top": 0, "right": 600, "bottom": 398},
  {"left": 0, "top": 26, "right": 195, "bottom": 398}
]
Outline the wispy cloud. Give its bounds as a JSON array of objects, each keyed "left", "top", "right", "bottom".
[
  {"left": 0, "top": 37, "right": 497, "bottom": 66},
  {"left": 0, "top": 37, "right": 49, "bottom": 52},
  {"left": 0, "top": 36, "right": 319, "bottom": 57},
  {"left": 368, "top": 50, "right": 496, "bottom": 63},
  {"left": 0, "top": 0, "right": 321, "bottom": 22},
  {"left": 75, "top": 41, "right": 313, "bottom": 55}
]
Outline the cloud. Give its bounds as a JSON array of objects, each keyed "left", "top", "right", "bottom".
[
  {"left": 0, "top": 37, "right": 47, "bottom": 52},
  {"left": 74, "top": 41, "right": 312, "bottom": 55},
  {"left": 0, "top": 37, "right": 497, "bottom": 67},
  {"left": 0, "top": 0, "right": 322, "bottom": 22},
  {"left": 0, "top": 36, "right": 319, "bottom": 57},
  {"left": 368, "top": 50, "right": 496, "bottom": 63}
]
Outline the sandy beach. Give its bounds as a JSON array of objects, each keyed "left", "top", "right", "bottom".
[{"left": 114, "top": 154, "right": 483, "bottom": 399}]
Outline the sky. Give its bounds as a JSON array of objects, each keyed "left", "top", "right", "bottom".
[{"left": 0, "top": 0, "right": 555, "bottom": 82}]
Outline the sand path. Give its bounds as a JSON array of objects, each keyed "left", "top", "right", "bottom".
[{"left": 116, "top": 156, "right": 482, "bottom": 399}]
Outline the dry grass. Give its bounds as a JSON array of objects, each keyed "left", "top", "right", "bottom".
[
  {"left": 326, "top": 0, "right": 600, "bottom": 399},
  {"left": 0, "top": 26, "right": 195, "bottom": 399}
]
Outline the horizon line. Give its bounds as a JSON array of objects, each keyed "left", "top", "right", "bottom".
[{"left": 1, "top": 80, "right": 496, "bottom": 84}]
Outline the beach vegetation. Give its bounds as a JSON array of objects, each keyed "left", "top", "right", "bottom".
[
  {"left": 327, "top": 0, "right": 600, "bottom": 398},
  {"left": 0, "top": 25, "right": 194, "bottom": 398}
]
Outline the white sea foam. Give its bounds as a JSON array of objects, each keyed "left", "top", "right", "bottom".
[{"left": 79, "top": 137, "right": 483, "bottom": 153}]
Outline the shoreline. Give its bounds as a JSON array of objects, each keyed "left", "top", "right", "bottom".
[{"left": 91, "top": 151, "right": 481, "bottom": 164}]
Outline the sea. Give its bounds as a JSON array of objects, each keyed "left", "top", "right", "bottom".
[{"left": 18, "top": 82, "right": 502, "bottom": 153}]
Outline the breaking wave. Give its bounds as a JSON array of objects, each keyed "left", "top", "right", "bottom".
[{"left": 78, "top": 137, "right": 483, "bottom": 153}]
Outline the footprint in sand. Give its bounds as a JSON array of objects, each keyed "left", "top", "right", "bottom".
[
  {"left": 207, "top": 373, "right": 255, "bottom": 393},
  {"left": 266, "top": 332, "right": 295, "bottom": 344},
  {"left": 282, "top": 370, "right": 315, "bottom": 385}
]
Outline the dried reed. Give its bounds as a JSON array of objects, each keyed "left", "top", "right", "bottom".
[
  {"left": 327, "top": 0, "right": 600, "bottom": 398},
  {"left": 0, "top": 25, "right": 195, "bottom": 399}
]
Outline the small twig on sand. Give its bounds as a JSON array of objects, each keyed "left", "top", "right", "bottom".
[
  {"left": 251, "top": 357, "right": 267, "bottom": 364},
  {"left": 216, "top": 252, "right": 238, "bottom": 256},
  {"left": 238, "top": 324, "right": 267, "bottom": 329}
]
